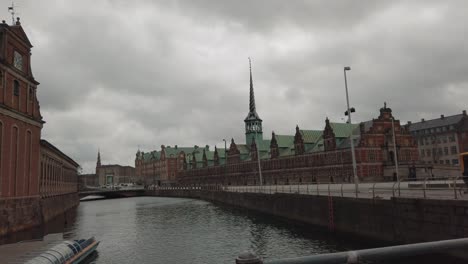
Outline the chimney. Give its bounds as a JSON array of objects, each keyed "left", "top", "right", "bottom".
[
  {"left": 407, "top": 121, "right": 412, "bottom": 125},
  {"left": 441, "top": 115, "right": 444, "bottom": 119},
  {"left": 463, "top": 110, "right": 467, "bottom": 116},
  {"left": 175, "top": 145, "right": 178, "bottom": 149},
  {"left": 421, "top": 118, "right": 425, "bottom": 122}
]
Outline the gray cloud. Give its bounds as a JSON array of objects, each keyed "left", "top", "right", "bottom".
[{"left": 3, "top": 0, "right": 468, "bottom": 173}]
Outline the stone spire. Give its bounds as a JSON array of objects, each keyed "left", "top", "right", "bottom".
[{"left": 97, "top": 149, "right": 101, "bottom": 167}]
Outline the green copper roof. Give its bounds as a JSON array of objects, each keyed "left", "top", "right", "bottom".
[
  {"left": 330, "top": 122, "right": 359, "bottom": 138},
  {"left": 300, "top": 130, "right": 322, "bottom": 143},
  {"left": 274, "top": 135, "right": 294, "bottom": 148}
]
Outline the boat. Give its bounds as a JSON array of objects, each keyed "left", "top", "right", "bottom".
[{"left": 24, "top": 237, "right": 100, "bottom": 264}]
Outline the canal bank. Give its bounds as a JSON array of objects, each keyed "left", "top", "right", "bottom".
[
  {"left": 147, "top": 189, "right": 468, "bottom": 245},
  {"left": 0, "top": 193, "right": 79, "bottom": 237}
]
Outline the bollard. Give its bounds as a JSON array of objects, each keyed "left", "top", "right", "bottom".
[{"left": 236, "top": 251, "right": 263, "bottom": 264}]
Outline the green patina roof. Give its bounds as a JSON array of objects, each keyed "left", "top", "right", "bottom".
[
  {"left": 274, "top": 135, "right": 294, "bottom": 148},
  {"left": 330, "top": 122, "right": 359, "bottom": 138},
  {"left": 300, "top": 130, "right": 322, "bottom": 143}
]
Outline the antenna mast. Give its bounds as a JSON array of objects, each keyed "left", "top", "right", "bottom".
[{"left": 8, "top": 2, "right": 16, "bottom": 25}]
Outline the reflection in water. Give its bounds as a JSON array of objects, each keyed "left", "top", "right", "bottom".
[{"left": 1, "top": 197, "right": 465, "bottom": 264}]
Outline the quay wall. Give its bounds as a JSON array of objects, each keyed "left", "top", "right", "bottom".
[
  {"left": 0, "top": 194, "right": 79, "bottom": 237},
  {"left": 148, "top": 189, "right": 468, "bottom": 244}
]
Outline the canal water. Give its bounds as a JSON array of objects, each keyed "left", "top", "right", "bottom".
[{"left": 1, "top": 196, "right": 463, "bottom": 263}]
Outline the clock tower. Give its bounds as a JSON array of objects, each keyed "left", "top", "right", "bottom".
[{"left": 0, "top": 18, "right": 43, "bottom": 198}]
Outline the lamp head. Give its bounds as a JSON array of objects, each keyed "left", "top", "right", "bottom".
[{"left": 344, "top": 66, "right": 351, "bottom": 71}]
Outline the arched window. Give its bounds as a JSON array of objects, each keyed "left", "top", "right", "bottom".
[{"left": 13, "top": 80, "right": 20, "bottom": 96}]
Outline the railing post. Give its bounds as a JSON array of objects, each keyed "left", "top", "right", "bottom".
[
  {"left": 307, "top": 183, "right": 309, "bottom": 195},
  {"left": 454, "top": 176, "right": 459, "bottom": 200},
  {"left": 341, "top": 182, "right": 344, "bottom": 197},
  {"left": 317, "top": 180, "right": 320, "bottom": 196},
  {"left": 392, "top": 182, "right": 397, "bottom": 197},
  {"left": 328, "top": 181, "right": 331, "bottom": 196},
  {"left": 423, "top": 177, "right": 427, "bottom": 199},
  {"left": 372, "top": 182, "right": 377, "bottom": 199}
]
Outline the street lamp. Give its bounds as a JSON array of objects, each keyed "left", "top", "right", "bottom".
[
  {"left": 344, "top": 66, "right": 359, "bottom": 197},
  {"left": 255, "top": 131, "right": 263, "bottom": 186},
  {"left": 391, "top": 117, "right": 400, "bottom": 191},
  {"left": 223, "top": 139, "right": 227, "bottom": 187}
]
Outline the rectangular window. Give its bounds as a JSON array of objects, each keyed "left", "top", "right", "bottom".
[
  {"left": 427, "top": 149, "right": 431, "bottom": 157},
  {"left": 453, "top": 159, "right": 459, "bottom": 165},
  {"left": 449, "top": 135, "right": 456, "bottom": 142},
  {"left": 446, "top": 160, "right": 450, "bottom": 165},
  {"left": 451, "top": 146, "right": 458, "bottom": 155},
  {"left": 13, "top": 80, "right": 19, "bottom": 96},
  {"left": 420, "top": 150, "right": 425, "bottom": 157},
  {"left": 444, "top": 147, "right": 448, "bottom": 155}
]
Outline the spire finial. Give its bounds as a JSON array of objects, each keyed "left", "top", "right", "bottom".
[
  {"left": 97, "top": 149, "right": 101, "bottom": 167},
  {"left": 249, "top": 57, "right": 256, "bottom": 113},
  {"left": 384, "top": 101, "right": 387, "bottom": 109}
]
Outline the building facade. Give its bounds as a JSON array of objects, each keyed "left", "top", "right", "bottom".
[
  {"left": 96, "top": 151, "right": 135, "bottom": 186},
  {"left": 40, "top": 140, "right": 79, "bottom": 197},
  {"left": 0, "top": 19, "right": 43, "bottom": 198},
  {"left": 407, "top": 111, "right": 468, "bottom": 166},
  {"left": 177, "top": 63, "right": 419, "bottom": 185}
]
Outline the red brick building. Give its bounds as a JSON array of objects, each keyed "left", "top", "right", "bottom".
[
  {"left": 0, "top": 19, "right": 79, "bottom": 198},
  {"left": 0, "top": 19, "right": 43, "bottom": 198},
  {"left": 177, "top": 63, "right": 419, "bottom": 185},
  {"left": 40, "top": 140, "right": 79, "bottom": 197}
]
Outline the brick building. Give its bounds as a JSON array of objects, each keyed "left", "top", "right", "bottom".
[
  {"left": 40, "top": 140, "right": 79, "bottom": 197},
  {"left": 96, "top": 150, "right": 135, "bottom": 186},
  {"left": 135, "top": 145, "right": 223, "bottom": 186},
  {"left": 405, "top": 111, "right": 468, "bottom": 177},
  {"left": 0, "top": 18, "right": 79, "bottom": 199},
  {"left": 178, "top": 63, "right": 419, "bottom": 185},
  {"left": 0, "top": 19, "right": 43, "bottom": 198}
]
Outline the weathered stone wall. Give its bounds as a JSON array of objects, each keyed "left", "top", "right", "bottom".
[
  {"left": 41, "top": 193, "right": 79, "bottom": 223},
  {"left": 0, "top": 196, "right": 42, "bottom": 236},
  {"left": 0, "top": 193, "right": 79, "bottom": 237},
  {"left": 148, "top": 190, "right": 468, "bottom": 244}
]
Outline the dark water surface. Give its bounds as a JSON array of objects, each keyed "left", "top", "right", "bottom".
[{"left": 2, "top": 197, "right": 463, "bottom": 263}]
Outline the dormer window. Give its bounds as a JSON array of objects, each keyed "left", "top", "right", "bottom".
[
  {"left": 13, "top": 80, "right": 20, "bottom": 96},
  {"left": 13, "top": 51, "right": 23, "bottom": 71}
]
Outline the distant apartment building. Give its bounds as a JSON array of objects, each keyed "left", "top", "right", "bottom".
[
  {"left": 407, "top": 110, "right": 468, "bottom": 167},
  {"left": 96, "top": 151, "right": 136, "bottom": 185}
]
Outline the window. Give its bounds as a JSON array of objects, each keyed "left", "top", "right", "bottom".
[
  {"left": 420, "top": 150, "right": 425, "bottom": 157},
  {"left": 29, "top": 86, "right": 34, "bottom": 101},
  {"left": 446, "top": 160, "right": 450, "bottom": 165},
  {"left": 444, "top": 147, "right": 448, "bottom": 155},
  {"left": 449, "top": 135, "right": 456, "bottom": 142},
  {"left": 426, "top": 149, "right": 431, "bottom": 157},
  {"left": 451, "top": 146, "right": 458, "bottom": 155},
  {"left": 420, "top": 139, "right": 424, "bottom": 146},
  {"left": 453, "top": 159, "right": 459, "bottom": 165},
  {"left": 13, "top": 80, "right": 19, "bottom": 96}
]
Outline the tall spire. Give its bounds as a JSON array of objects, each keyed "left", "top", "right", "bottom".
[
  {"left": 249, "top": 57, "right": 256, "bottom": 113},
  {"left": 244, "top": 57, "right": 263, "bottom": 146},
  {"left": 97, "top": 149, "right": 101, "bottom": 167}
]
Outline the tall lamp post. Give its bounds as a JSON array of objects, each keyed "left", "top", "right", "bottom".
[
  {"left": 391, "top": 117, "right": 400, "bottom": 189},
  {"left": 255, "top": 131, "right": 263, "bottom": 186},
  {"left": 344, "top": 66, "right": 359, "bottom": 197},
  {"left": 223, "top": 139, "right": 227, "bottom": 187}
]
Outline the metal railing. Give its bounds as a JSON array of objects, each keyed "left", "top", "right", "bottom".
[
  {"left": 153, "top": 176, "right": 468, "bottom": 200},
  {"left": 234, "top": 237, "right": 468, "bottom": 264}
]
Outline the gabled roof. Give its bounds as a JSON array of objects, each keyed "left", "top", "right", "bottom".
[
  {"left": 408, "top": 114, "right": 464, "bottom": 131},
  {"left": 274, "top": 135, "right": 294, "bottom": 148},
  {"left": 300, "top": 130, "right": 322, "bottom": 143},
  {"left": 9, "top": 24, "right": 33, "bottom": 47},
  {"left": 330, "top": 122, "right": 359, "bottom": 138}
]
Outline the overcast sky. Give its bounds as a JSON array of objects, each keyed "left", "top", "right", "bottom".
[{"left": 3, "top": 1, "right": 468, "bottom": 173}]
